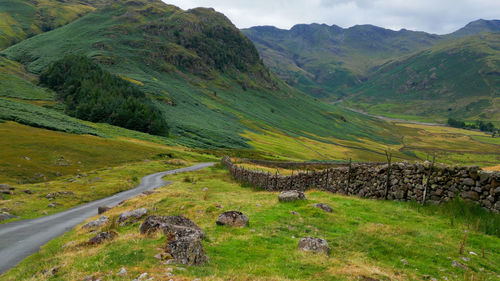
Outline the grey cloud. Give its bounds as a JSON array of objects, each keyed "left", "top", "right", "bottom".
[{"left": 164, "top": 0, "right": 500, "bottom": 34}]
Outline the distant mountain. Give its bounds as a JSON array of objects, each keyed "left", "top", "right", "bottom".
[{"left": 243, "top": 20, "right": 500, "bottom": 124}]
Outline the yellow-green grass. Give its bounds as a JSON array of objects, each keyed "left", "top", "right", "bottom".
[
  {"left": 241, "top": 122, "right": 500, "bottom": 167},
  {"left": 0, "top": 159, "right": 191, "bottom": 222},
  {"left": 3, "top": 165, "right": 499, "bottom": 281},
  {"left": 0, "top": 121, "right": 212, "bottom": 185}
]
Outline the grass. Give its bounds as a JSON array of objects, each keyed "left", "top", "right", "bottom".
[
  {"left": 0, "top": 121, "right": 215, "bottom": 185},
  {"left": 2, "top": 165, "right": 499, "bottom": 281}
]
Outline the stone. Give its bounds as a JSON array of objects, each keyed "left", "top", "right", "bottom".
[
  {"left": 216, "top": 211, "right": 249, "bottom": 227},
  {"left": 297, "top": 237, "right": 331, "bottom": 255},
  {"left": 400, "top": 258, "right": 409, "bottom": 265},
  {"left": 87, "top": 231, "right": 117, "bottom": 245},
  {"left": 48, "top": 203, "right": 61, "bottom": 208},
  {"left": 461, "top": 191, "right": 479, "bottom": 201},
  {"left": 0, "top": 184, "right": 14, "bottom": 190},
  {"left": 278, "top": 190, "right": 306, "bottom": 202},
  {"left": 313, "top": 203, "right": 333, "bottom": 213},
  {"left": 23, "top": 189, "right": 33, "bottom": 194},
  {"left": 45, "top": 191, "right": 74, "bottom": 199},
  {"left": 165, "top": 235, "right": 208, "bottom": 266},
  {"left": 118, "top": 208, "right": 148, "bottom": 223},
  {"left": 97, "top": 206, "right": 111, "bottom": 214},
  {"left": 462, "top": 178, "right": 475, "bottom": 186},
  {"left": 451, "top": 260, "right": 467, "bottom": 269},
  {"left": 0, "top": 212, "right": 18, "bottom": 222},
  {"left": 117, "top": 267, "right": 127, "bottom": 276},
  {"left": 140, "top": 215, "right": 205, "bottom": 239},
  {"left": 82, "top": 216, "right": 109, "bottom": 229}
]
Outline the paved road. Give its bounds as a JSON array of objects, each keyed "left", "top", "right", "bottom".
[{"left": 0, "top": 163, "right": 214, "bottom": 274}]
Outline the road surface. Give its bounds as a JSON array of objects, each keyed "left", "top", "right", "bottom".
[{"left": 0, "top": 163, "right": 214, "bottom": 274}]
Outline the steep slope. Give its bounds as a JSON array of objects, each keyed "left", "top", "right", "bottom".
[
  {"left": 1, "top": 0, "right": 401, "bottom": 153},
  {"left": 345, "top": 33, "right": 500, "bottom": 124},
  {"left": 242, "top": 24, "right": 441, "bottom": 99},
  {"left": 448, "top": 19, "right": 500, "bottom": 38},
  {"left": 0, "top": 0, "right": 105, "bottom": 50}
]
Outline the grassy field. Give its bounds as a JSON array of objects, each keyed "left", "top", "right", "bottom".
[{"left": 2, "top": 165, "right": 499, "bottom": 281}]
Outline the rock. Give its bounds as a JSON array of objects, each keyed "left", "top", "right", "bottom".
[
  {"left": 82, "top": 216, "right": 109, "bottom": 229},
  {"left": 140, "top": 215, "right": 205, "bottom": 239},
  {"left": 97, "top": 206, "right": 111, "bottom": 214},
  {"left": 278, "top": 190, "right": 306, "bottom": 202},
  {"left": 47, "top": 202, "right": 61, "bottom": 208},
  {"left": 118, "top": 208, "right": 148, "bottom": 223},
  {"left": 0, "top": 190, "right": 11, "bottom": 195},
  {"left": 313, "top": 203, "right": 333, "bottom": 213},
  {"left": 460, "top": 256, "right": 470, "bottom": 262},
  {"left": 42, "top": 266, "right": 60, "bottom": 276},
  {"left": 23, "top": 189, "right": 33, "bottom": 194},
  {"left": 400, "top": 258, "right": 409, "bottom": 265},
  {"left": 216, "top": 211, "right": 249, "bottom": 227},
  {"left": 87, "top": 231, "right": 117, "bottom": 245},
  {"left": 117, "top": 267, "right": 127, "bottom": 276},
  {"left": 202, "top": 187, "right": 208, "bottom": 192},
  {"left": 0, "top": 212, "right": 18, "bottom": 222},
  {"left": 461, "top": 191, "right": 479, "bottom": 201},
  {"left": 165, "top": 235, "right": 208, "bottom": 265},
  {"left": 297, "top": 237, "right": 331, "bottom": 255},
  {"left": 451, "top": 260, "right": 467, "bottom": 269},
  {"left": 45, "top": 191, "right": 74, "bottom": 199},
  {"left": 462, "top": 178, "right": 475, "bottom": 186},
  {"left": 0, "top": 184, "right": 14, "bottom": 190}
]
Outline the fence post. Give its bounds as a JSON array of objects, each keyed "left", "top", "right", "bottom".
[
  {"left": 422, "top": 153, "right": 436, "bottom": 205},
  {"left": 384, "top": 151, "right": 392, "bottom": 200}
]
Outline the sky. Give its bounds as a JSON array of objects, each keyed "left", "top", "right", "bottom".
[{"left": 163, "top": 0, "right": 500, "bottom": 34}]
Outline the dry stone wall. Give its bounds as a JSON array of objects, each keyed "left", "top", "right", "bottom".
[{"left": 222, "top": 156, "right": 500, "bottom": 212}]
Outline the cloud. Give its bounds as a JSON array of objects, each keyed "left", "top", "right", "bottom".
[{"left": 163, "top": 0, "right": 500, "bottom": 34}]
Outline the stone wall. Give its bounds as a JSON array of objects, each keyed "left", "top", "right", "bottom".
[{"left": 222, "top": 156, "right": 500, "bottom": 212}]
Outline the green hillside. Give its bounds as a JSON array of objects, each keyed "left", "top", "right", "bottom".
[
  {"left": 0, "top": 0, "right": 105, "bottom": 50},
  {"left": 0, "top": 0, "right": 401, "bottom": 150},
  {"left": 345, "top": 33, "right": 500, "bottom": 125}
]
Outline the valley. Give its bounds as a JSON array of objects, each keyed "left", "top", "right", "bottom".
[{"left": 0, "top": 0, "right": 499, "bottom": 280}]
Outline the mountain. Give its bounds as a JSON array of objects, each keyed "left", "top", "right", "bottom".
[
  {"left": 0, "top": 0, "right": 402, "bottom": 156},
  {"left": 0, "top": 0, "right": 106, "bottom": 50},
  {"left": 344, "top": 33, "right": 500, "bottom": 123},
  {"left": 242, "top": 20, "right": 500, "bottom": 124},
  {"left": 242, "top": 24, "right": 441, "bottom": 99}
]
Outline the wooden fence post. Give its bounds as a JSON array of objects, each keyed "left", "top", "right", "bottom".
[
  {"left": 384, "top": 151, "right": 392, "bottom": 200},
  {"left": 422, "top": 153, "right": 436, "bottom": 205}
]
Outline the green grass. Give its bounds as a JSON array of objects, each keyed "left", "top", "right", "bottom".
[{"left": 2, "top": 165, "right": 499, "bottom": 280}]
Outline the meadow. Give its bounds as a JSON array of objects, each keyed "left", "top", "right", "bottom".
[{"left": 2, "top": 165, "right": 499, "bottom": 281}]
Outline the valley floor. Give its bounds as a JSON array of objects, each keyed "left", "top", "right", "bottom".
[{"left": 1, "top": 165, "right": 499, "bottom": 281}]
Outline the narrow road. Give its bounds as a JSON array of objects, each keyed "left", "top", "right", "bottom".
[{"left": 0, "top": 163, "right": 214, "bottom": 274}]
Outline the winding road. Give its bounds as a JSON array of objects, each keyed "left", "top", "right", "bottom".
[{"left": 0, "top": 163, "right": 214, "bottom": 274}]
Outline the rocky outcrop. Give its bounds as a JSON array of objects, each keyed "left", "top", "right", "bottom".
[
  {"left": 222, "top": 157, "right": 500, "bottom": 212},
  {"left": 140, "top": 215, "right": 205, "bottom": 239},
  {"left": 216, "top": 211, "right": 249, "bottom": 227},
  {"left": 278, "top": 190, "right": 306, "bottom": 202},
  {"left": 0, "top": 212, "right": 18, "bottom": 222},
  {"left": 298, "top": 237, "right": 331, "bottom": 255}
]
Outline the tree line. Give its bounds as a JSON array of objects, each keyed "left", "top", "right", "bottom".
[
  {"left": 40, "top": 55, "right": 169, "bottom": 136},
  {"left": 448, "top": 118, "right": 498, "bottom": 136}
]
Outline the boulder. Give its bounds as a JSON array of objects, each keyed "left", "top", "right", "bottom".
[
  {"left": 278, "top": 190, "right": 306, "bottom": 202},
  {"left": 140, "top": 215, "right": 205, "bottom": 240},
  {"left": 140, "top": 215, "right": 208, "bottom": 265},
  {"left": 0, "top": 184, "right": 14, "bottom": 190},
  {"left": 165, "top": 236, "right": 208, "bottom": 266},
  {"left": 87, "top": 231, "right": 117, "bottom": 245},
  {"left": 98, "top": 206, "right": 111, "bottom": 214},
  {"left": 216, "top": 211, "right": 249, "bottom": 227},
  {"left": 82, "top": 216, "right": 109, "bottom": 229},
  {"left": 118, "top": 208, "right": 148, "bottom": 223},
  {"left": 298, "top": 237, "right": 331, "bottom": 255},
  {"left": 45, "top": 191, "right": 74, "bottom": 199},
  {"left": 313, "top": 203, "right": 333, "bottom": 213}
]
